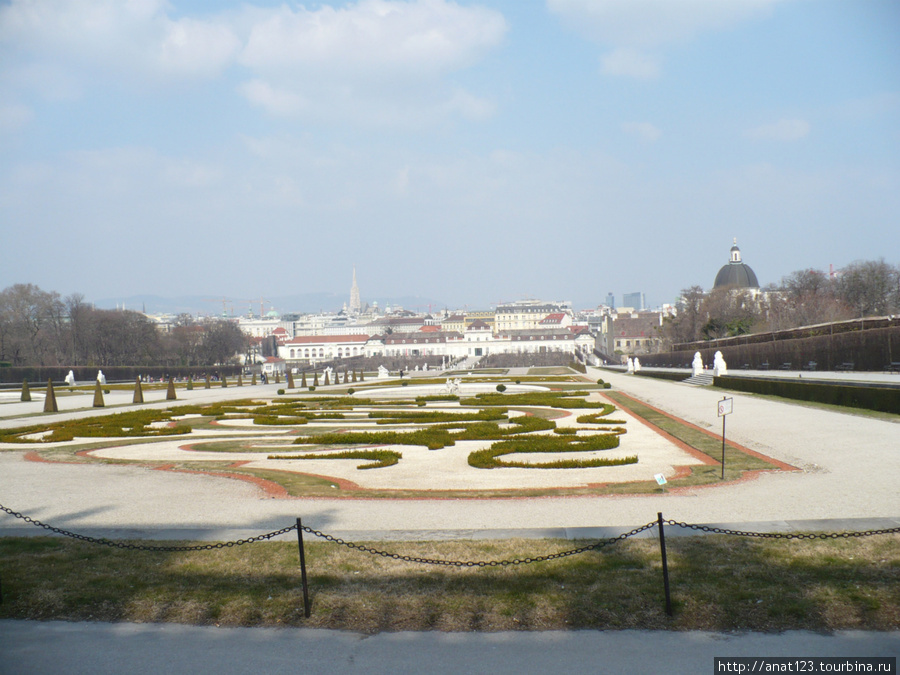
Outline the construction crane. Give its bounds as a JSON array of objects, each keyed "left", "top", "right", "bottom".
[
  {"left": 203, "top": 297, "right": 231, "bottom": 317},
  {"left": 252, "top": 296, "right": 270, "bottom": 318}
]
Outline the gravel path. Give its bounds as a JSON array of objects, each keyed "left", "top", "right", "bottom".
[{"left": 1, "top": 369, "right": 898, "bottom": 537}]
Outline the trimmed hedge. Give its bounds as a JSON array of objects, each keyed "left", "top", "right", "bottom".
[
  {"left": 634, "top": 370, "right": 690, "bottom": 383},
  {"left": 368, "top": 409, "right": 507, "bottom": 425},
  {"left": 268, "top": 449, "right": 401, "bottom": 469},
  {"left": 468, "top": 433, "right": 635, "bottom": 469},
  {"left": 461, "top": 391, "right": 607, "bottom": 409},
  {"left": 715, "top": 376, "right": 900, "bottom": 414}
]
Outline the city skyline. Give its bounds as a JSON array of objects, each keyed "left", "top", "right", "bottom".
[{"left": 2, "top": 0, "right": 898, "bottom": 309}]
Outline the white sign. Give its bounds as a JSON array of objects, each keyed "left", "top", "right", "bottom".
[
  {"left": 717, "top": 397, "right": 733, "bottom": 417},
  {"left": 654, "top": 473, "right": 667, "bottom": 485}
]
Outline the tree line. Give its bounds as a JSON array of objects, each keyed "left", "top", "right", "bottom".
[
  {"left": 0, "top": 284, "right": 249, "bottom": 368},
  {"left": 660, "top": 259, "right": 900, "bottom": 346}
]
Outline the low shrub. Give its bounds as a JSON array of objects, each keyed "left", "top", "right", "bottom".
[
  {"left": 277, "top": 389, "right": 285, "bottom": 395},
  {"left": 268, "top": 449, "right": 401, "bottom": 469},
  {"left": 468, "top": 432, "right": 634, "bottom": 469},
  {"left": 576, "top": 405, "right": 627, "bottom": 425},
  {"left": 253, "top": 416, "right": 308, "bottom": 426}
]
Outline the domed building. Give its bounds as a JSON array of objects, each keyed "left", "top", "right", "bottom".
[{"left": 713, "top": 239, "right": 759, "bottom": 291}]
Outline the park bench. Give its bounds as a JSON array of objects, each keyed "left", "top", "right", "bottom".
[
  {"left": 801, "top": 361, "right": 817, "bottom": 371},
  {"left": 778, "top": 362, "right": 792, "bottom": 370},
  {"left": 835, "top": 362, "right": 855, "bottom": 371},
  {"left": 759, "top": 362, "right": 770, "bottom": 370},
  {"left": 885, "top": 362, "right": 900, "bottom": 374}
]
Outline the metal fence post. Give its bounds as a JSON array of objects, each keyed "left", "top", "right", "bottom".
[
  {"left": 658, "top": 512, "right": 673, "bottom": 617},
  {"left": 297, "top": 518, "right": 311, "bottom": 618}
]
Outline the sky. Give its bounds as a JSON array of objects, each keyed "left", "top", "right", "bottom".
[{"left": 1, "top": 0, "right": 898, "bottom": 313}]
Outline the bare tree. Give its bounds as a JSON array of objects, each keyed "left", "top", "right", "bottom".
[{"left": 835, "top": 259, "right": 900, "bottom": 317}]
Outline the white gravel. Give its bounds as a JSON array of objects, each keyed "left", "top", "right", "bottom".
[{"left": 0, "top": 370, "right": 897, "bottom": 534}]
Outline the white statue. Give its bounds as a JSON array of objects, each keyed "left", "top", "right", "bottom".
[
  {"left": 414, "top": 365, "right": 420, "bottom": 372},
  {"left": 422, "top": 363, "right": 428, "bottom": 372},
  {"left": 377, "top": 365, "right": 390, "bottom": 379},
  {"left": 626, "top": 357, "right": 634, "bottom": 373},
  {"left": 713, "top": 351, "right": 728, "bottom": 376},
  {"left": 692, "top": 352, "right": 704, "bottom": 377},
  {"left": 634, "top": 357, "right": 642, "bottom": 372},
  {"left": 65, "top": 370, "right": 75, "bottom": 386},
  {"left": 96, "top": 370, "right": 106, "bottom": 385}
]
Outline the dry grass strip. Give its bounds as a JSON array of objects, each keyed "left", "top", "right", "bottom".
[{"left": 1, "top": 534, "right": 896, "bottom": 633}]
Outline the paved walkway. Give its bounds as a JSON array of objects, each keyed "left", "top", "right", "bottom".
[{"left": 1, "top": 621, "right": 897, "bottom": 675}]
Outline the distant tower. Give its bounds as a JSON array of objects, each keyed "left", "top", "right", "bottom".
[{"left": 349, "top": 267, "right": 361, "bottom": 315}]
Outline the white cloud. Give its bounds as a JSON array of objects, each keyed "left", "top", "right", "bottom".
[
  {"left": 548, "top": 0, "right": 780, "bottom": 79},
  {"left": 601, "top": 49, "right": 660, "bottom": 79},
  {"left": 240, "top": 0, "right": 506, "bottom": 77},
  {"left": 746, "top": 118, "right": 811, "bottom": 142},
  {"left": 0, "top": 0, "right": 239, "bottom": 83},
  {"left": 547, "top": 0, "right": 778, "bottom": 47},
  {"left": 622, "top": 121, "right": 662, "bottom": 143},
  {"left": 0, "top": 0, "right": 505, "bottom": 125},
  {"left": 158, "top": 18, "right": 242, "bottom": 77},
  {"left": 238, "top": 80, "right": 306, "bottom": 116},
  {"left": 235, "top": 0, "right": 506, "bottom": 124}
]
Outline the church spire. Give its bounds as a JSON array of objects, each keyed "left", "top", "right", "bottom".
[{"left": 349, "top": 267, "right": 361, "bottom": 315}]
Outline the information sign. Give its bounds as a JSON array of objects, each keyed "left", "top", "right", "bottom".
[{"left": 717, "top": 397, "right": 733, "bottom": 417}]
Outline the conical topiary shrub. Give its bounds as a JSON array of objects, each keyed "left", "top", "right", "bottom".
[
  {"left": 43, "top": 379, "right": 58, "bottom": 413},
  {"left": 166, "top": 377, "right": 177, "bottom": 401},
  {"left": 252, "top": 373, "right": 257, "bottom": 386},
  {"left": 323, "top": 371, "right": 330, "bottom": 386},
  {"left": 222, "top": 376, "right": 228, "bottom": 388},
  {"left": 313, "top": 372, "right": 319, "bottom": 386},
  {"left": 287, "top": 371, "right": 295, "bottom": 389},
  {"left": 93, "top": 380, "right": 105, "bottom": 408},
  {"left": 275, "top": 372, "right": 281, "bottom": 384},
  {"left": 360, "top": 370, "right": 365, "bottom": 381},
  {"left": 133, "top": 377, "right": 144, "bottom": 404},
  {"left": 301, "top": 371, "right": 307, "bottom": 387},
  {"left": 352, "top": 371, "right": 357, "bottom": 383},
  {"left": 21, "top": 379, "right": 31, "bottom": 402},
  {"left": 238, "top": 373, "right": 243, "bottom": 387},
  {"left": 205, "top": 375, "right": 211, "bottom": 389},
  {"left": 187, "top": 377, "right": 193, "bottom": 391}
]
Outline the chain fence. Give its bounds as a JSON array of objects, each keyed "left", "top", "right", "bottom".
[
  {"left": 2, "top": 502, "right": 899, "bottom": 617},
  {"left": 665, "top": 519, "right": 900, "bottom": 539},
  {"left": 297, "top": 521, "right": 658, "bottom": 567},
  {"left": 0, "top": 504, "right": 297, "bottom": 552},
  {"left": 2, "top": 503, "right": 897, "bottom": 561}
]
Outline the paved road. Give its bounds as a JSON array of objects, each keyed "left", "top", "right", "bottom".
[{"left": 1, "top": 621, "right": 897, "bottom": 675}]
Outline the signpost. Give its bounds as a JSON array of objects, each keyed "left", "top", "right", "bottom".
[{"left": 717, "top": 396, "right": 733, "bottom": 479}]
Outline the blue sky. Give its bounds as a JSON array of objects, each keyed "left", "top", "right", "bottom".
[{"left": 1, "top": 0, "right": 898, "bottom": 312}]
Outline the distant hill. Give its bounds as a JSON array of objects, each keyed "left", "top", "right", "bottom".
[{"left": 93, "top": 293, "right": 449, "bottom": 317}]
